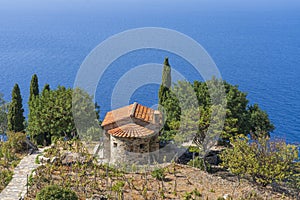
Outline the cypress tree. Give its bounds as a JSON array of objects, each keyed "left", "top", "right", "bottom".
[
  {"left": 42, "top": 84, "right": 50, "bottom": 96},
  {"left": 158, "top": 57, "right": 172, "bottom": 131},
  {"left": 29, "top": 74, "right": 39, "bottom": 102},
  {"left": 8, "top": 84, "right": 25, "bottom": 132},
  {"left": 158, "top": 57, "right": 171, "bottom": 105}
]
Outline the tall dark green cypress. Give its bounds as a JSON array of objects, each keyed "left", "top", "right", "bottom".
[
  {"left": 158, "top": 57, "right": 171, "bottom": 105},
  {"left": 42, "top": 84, "right": 50, "bottom": 96},
  {"left": 8, "top": 84, "right": 25, "bottom": 132},
  {"left": 28, "top": 74, "right": 39, "bottom": 135},
  {"left": 158, "top": 58, "right": 172, "bottom": 131},
  {"left": 29, "top": 74, "right": 39, "bottom": 102}
]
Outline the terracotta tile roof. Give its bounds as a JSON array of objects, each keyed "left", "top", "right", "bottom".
[
  {"left": 101, "top": 104, "right": 134, "bottom": 127},
  {"left": 101, "top": 103, "right": 155, "bottom": 127},
  {"left": 134, "top": 103, "right": 154, "bottom": 123},
  {"left": 107, "top": 123, "right": 155, "bottom": 138}
]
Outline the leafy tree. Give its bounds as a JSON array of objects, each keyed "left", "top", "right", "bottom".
[
  {"left": 220, "top": 135, "right": 298, "bottom": 186},
  {"left": 0, "top": 93, "right": 8, "bottom": 133},
  {"left": 248, "top": 104, "right": 274, "bottom": 139},
  {"left": 7, "top": 84, "right": 25, "bottom": 132},
  {"left": 28, "top": 86, "right": 75, "bottom": 145},
  {"left": 72, "top": 88, "right": 102, "bottom": 142},
  {"left": 28, "top": 86, "right": 100, "bottom": 145},
  {"left": 168, "top": 78, "right": 274, "bottom": 144}
]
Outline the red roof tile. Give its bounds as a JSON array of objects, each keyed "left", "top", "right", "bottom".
[
  {"left": 107, "top": 123, "right": 155, "bottom": 138},
  {"left": 101, "top": 103, "right": 155, "bottom": 127}
]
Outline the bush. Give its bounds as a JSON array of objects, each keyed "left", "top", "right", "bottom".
[
  {"left": 151, "top": 168, "right": 165, "bottom": 181},
  {"left": 36, "top": 185, "right": 78, "bottom": 200},
  {"left": 182, "top": 188, "right": 202, "bottom": 200},
  {"left": 0, "top": 169, "right": 13, "bottom": 190},
  {"left": 6, "top": 132, "right": 27, "bottom": 153},
  {"left": 187, "top": 157, "right": 211, "bottom": 172},
  {"left": 220, "top": 136, "right": 298, "bottom": 186}
]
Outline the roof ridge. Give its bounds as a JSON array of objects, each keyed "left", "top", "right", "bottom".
[{"left": 130, "top": 102, "right": 138, "bottom": 117}]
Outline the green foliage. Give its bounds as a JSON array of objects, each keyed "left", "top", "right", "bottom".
[
  {"left": 28, "top": 86, "right": 100, "bottom": 145},
  {"left": 29, "top": 74, "right": 39, "bottom": 102},
  {"left": 248, "top": 104, "right": 275, "bottom": 139},
  {"left": 35, "top": 155, "right": 40, "bottom": 164},
  {"left": 160, "top": 75, "right": 274, "bottom": 146},
  {"left": 159, "top": 57, "right": 173, "bottom": 131},
  {"left": 36, "top": 185, "right": 78, "bottom": 200},
  {"left": 187, "top": 156, "right": 211, "bottom": 172},
  {"left": 7, "top": 84, "right": 25, "bottom": 132},
  {"left": 151, "top": 167, "right": 165, "bottom": 181},
  {"left": 220, "top": 136, "right": 298, "bottom": 186},
  {"left": 28, "top": 74, "right": 39, "bottom": 135},
  {"left": 72, "top": 88, "right": 102, "bottom": 142},
  {"left": 28, "top": 86, "right": 74, "bottom": 145},
  {"left": 0, "top": 93, "right": 8, "bottom": 133},
  {"left": 42, "top": 84, "right": 50, "bottom": 96},
  {"left": 0, "top": 132, "right": 26, "bottom": 191},
  {"left": 5, "top": 131, "right": 27, "bottom": 153},
  {"left": 182, "top": 188, "right": 202, "bottom": 200},
  {"left": 158, "top": 57, "right": 171, "bottom": 105},
  {"left": 111, "top": 181, "right": 125, "bottom": 199},
  {"left": 286, "top": 162, "right": 300, "bottom": 191},
  {"left": 0, "top": 169, "right": 13, "bottom": 190}
]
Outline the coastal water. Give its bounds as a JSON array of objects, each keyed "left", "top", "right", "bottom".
[{"left": 0, "top": 8, "right": 299, "bottom": 144}]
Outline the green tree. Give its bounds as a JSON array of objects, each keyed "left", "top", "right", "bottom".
[
  {"left": 28, "top": 86, "right": 74, "bottom": 145},
  {"left": 158, "top": 58, "right": 172, "bottom": 131},
  {"left": 72, "top": 88, "right": 102, "bottom": 142},
  {"left": 29, "top": 74, "right": 39, "bottom": 102},
  {"left": 28, "top": 74, "right": 39, "bottom": 135},
  {"left": 220, "top": 135, "right": 298, "bottom": 187},
  {"left": 0, "top": 93, "right": 8, "bottom": 133},
  {"left": 248, "top": 104, "right": 274, "bottom": 139},
  {"left": 159, "top": 57, "right": 171, "bottom": 105},
  {"left": 7, "top": 84, "right": 25, "bottom": 132},
  {"left": 42, "top": 84, "right": 50, "bottom": 96},
  {"left": 28, "top": 86, "right": 100, "bottom": 145}
]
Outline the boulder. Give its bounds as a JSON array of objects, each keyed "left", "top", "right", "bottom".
[{"left": 61, "top": 152, "right": 86, "bottom": 165}]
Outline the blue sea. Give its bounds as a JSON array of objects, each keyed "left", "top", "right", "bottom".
[{"left": 0, "top": 1, "right": 299, "bottom": 144}]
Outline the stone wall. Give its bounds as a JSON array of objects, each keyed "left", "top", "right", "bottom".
[{"left": 109, "top": 134, "right": 159, "bottom": 164}]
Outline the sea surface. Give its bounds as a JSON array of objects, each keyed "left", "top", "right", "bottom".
[{"left": 0, "top": 7, "right": 299, "bottom": 144}]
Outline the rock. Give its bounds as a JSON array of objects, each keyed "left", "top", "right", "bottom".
[
  {"left": 223, "top": 194, "right": 232, "bottom": 199},
  {"left": 50, "top": 156, "right": 58, "bottom": 164},
  {"left": 39, "top": 156, "right": 50, "bottom": 163},
  {"left": 206, "top": 154, "right": 219, "bottom": 165},
  {"left": 87, "top": 194, "right": 108, "bottom": 200},
  {"left": 61, "top": 152, "right": 86, "bottom": 165}
]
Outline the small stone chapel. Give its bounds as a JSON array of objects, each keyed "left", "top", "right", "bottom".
[{"left": 101, "top": 102, "right": 161, "bottom": 164}]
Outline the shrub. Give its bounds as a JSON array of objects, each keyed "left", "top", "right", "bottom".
[
  {"left": 36, "top": 185, "right": 78, "bottom": 200},
  {"left": 0, "top": 169, "right": 13, "bottom": 189},
  {"left": 151, "top": 168, "right": 165, "bottom": 181},
  {"left": 220, "top": 135, "right": 298, "bottom": 186},
  {"left": 6, "top": 132, "right": 27, "bottom": 153},
  {"left": 187, "top": 157, "right": 211, "bottom": 172},
  {"left": 112, "top": 181, "right": 125, "bottom": 199},
  {"left": 182, "top": 188, "right": 202, "bottom": 200}
]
